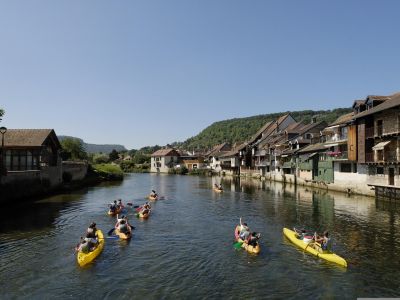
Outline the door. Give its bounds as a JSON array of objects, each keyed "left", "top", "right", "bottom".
[{"left": 389, "top": 168, "right": 395, "bottom": 185}]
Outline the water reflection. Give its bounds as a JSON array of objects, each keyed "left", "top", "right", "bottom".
[{"left": 0, "top": 174, "right": 400, "bottom": 298}]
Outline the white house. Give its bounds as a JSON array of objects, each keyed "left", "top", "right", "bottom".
[{"left": 150, "top": 149, "right": 180, "bottom": 173}]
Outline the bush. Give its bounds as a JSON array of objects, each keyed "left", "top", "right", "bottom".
[{"left": 92, "top": 163, "right": 124, "bottom": 180}]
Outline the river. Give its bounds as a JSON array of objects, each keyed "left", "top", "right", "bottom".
[{"left": 0, "top": 173, "right": 399, "bottom": 299}]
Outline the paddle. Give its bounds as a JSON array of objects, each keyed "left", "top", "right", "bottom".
[
  {"left": 126, "top": 203, "right": 140, "bottom": 208},
  {"left": 233, "top": 241, "right": 243, "bottom": 249},
  {"left": 107, "top": 228, "right": 115, "bottom": 236}
]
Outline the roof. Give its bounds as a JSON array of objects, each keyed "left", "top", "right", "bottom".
[
  {"left": 297, "top": 143, "right": 328, "bottom": 153},
  {"left": 248, "top": 121, "right": 273, "bottom": 144},
  {"left": 328, "top": 112, "right": 355, "bottom": 126},
  {"left": 205, "top": 143, "right": 230, "bottom": 157},
  {"left": 151, "top": 149, "right": 180, "bottom": 157},
  {"left": 219, "top": 143, "right": 246, "bottom": 158},
  {"left": 372, "top": 141, "right": 391, "bottom": 150},
  {"left": 285, "top": 122, "right": 305, "bottom": 134},
  {"left": 354, "top": 92, "right": 400, "bottom": 119},
  {"left": 3, "top": 129, "right": 61, "bottom": 148}
]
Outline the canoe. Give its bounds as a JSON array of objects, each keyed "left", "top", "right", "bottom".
[
  {"left": 283, "top": 228, "right": 347, "bottom": 267},
  {"left": 147, "top": 195, "right": 158, "bottom": 201},
  {"left": 115, "top": 225, "right": 132, "bottom": 240},
  {"left": 213, "top": 188, "right": 223, "bottom": 193},
  {"left": 77, "top": 230, "right": 104, "bottom": 267},
  {"left": 234, "top": 225, "right": 261, "bottom": 254},
  {"left": 108, "top": 206, "right": 122, "bottom": 216},
  {"left": 137, "top": 210, "right": 151, "bottom": 219}
]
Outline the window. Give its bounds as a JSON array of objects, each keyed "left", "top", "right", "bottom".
[
  {"left": 340, "top": 163, "right": 351, "bottom": 173},
  {"left": 376, "top": 167, "right": 384, "bottom": 175},
  {"left": 353, "top": 163, "right": 357, "bottom": 173}
]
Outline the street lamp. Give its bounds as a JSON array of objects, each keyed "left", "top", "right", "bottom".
[{"left": 0, "top": 126, "right": 7, "bottom": 178}]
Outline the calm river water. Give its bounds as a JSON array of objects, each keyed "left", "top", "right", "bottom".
[{"left": 0, "top": 174, "right": 400, "bottom": 299}]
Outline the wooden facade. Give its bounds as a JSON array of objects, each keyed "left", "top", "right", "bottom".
[{"left": 347, "top": 125, "right": 357, "bottom": 161}]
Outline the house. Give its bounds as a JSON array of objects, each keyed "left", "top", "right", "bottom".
[
  {"left": 150, "top": 148, "right": 180, "bottom": 173},
  {"left": 219, "top": 144, "right": 243, "bottom": 176},
  {"left": 0, "top": 129, "right": 62, "bottom": 186},
  {"left": 205, "top": 142, "right": 231, "bottom": 171},
  {"left": 353, "top": 92, "right": 400, "bottom": 189}
]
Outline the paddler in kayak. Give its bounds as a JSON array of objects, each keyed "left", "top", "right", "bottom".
[
  {"left": 150, "top": 190, "right": 158, "bottom": 198},
  {"left": 313, "top": 231, "right": 331, "bottom": 251},
  {"left": 109, "top": 200, "right": 118, "bottom": 213},
  {"left": 86, "top": 222, "right": 97, "bottom": 238},
  {"left": 246, "top": 232, "right": 261, "bottom": 247},
  {"left": 140, "top": 202, "right": 151, "bottom": 214},
  {"left": 239, "top": 217, "right": 250, "bottom": 241},
  {"left": 117, "top": 199, "right": 123, "bottom": 209},
  {"left": 116, "top": 215, "right": 134, "bottom": 232}
]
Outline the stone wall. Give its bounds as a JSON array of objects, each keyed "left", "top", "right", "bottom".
[{"left": 62, "top": 161, "right": 88, "bottom": 181}]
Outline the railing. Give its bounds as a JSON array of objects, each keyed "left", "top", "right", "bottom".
[
  {"left": 365, "top": 151, "right": 399, "bottom": 163},
  {"left": 325, "top": 134, "right": 347, "bottom": 143},
  {"left": 365, "top": 152, "right": 374, "bottom": 162},
  {"left": 255, "top": 160, "right": 269, "bottom": 167},
  {"left": 327, "top": 151, "right": 348, "bottom": 160}
]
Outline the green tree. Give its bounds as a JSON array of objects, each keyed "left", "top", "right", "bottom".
[
  {"left": 132, "top": 153, "right": 150, "bottom": 164},
  {"left": 109, "top": 149, "right": 119, "bottom": 161},
  {"left": 60, "top": 137, "right": 87, "bottom": 160}
]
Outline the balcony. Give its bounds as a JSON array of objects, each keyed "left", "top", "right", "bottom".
[
  {"left": 255, "top": 160, "right": 270, "bottom": 167},
  {"left": 324, "top": 134, "right": 347, "bottom": 145},
  {"left": 327, "top": 151, "right": 348, "bottom": 160},
  {"left": 365, "top": 150, "right": 399, "bottom": 163},
  {"left": 366, "top": 125, "right": 400, "bottom": 138}
]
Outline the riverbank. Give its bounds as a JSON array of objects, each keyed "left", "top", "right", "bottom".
[{"left": 0, "top": 163, "right": 124, "bottom": 205}]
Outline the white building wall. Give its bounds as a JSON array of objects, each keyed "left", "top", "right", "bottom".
[{"left": 333, "top": 163, "right": 370, "bottom": 195}]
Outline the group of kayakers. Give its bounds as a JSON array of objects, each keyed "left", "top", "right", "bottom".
[{"left": 76, "top": 189, "right": 158, "bottom": 259}]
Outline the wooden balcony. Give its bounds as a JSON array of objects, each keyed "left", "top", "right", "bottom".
[{"left": 366, "top": 151, "right": 399, "bottom": 163}]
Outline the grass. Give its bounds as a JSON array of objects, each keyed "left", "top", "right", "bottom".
[{"left": 92, "top": 163, "right": 124, "bottom": 180}]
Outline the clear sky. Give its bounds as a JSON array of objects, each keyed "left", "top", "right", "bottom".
[{"left": 1, "top": 1, "right": 399, "bottom": 149}]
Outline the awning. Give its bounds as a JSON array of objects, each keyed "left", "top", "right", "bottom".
[{"left": 372, "top": 141, "right": 391, "bottom": 150}]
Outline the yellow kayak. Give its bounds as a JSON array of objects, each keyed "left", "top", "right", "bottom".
[
  {"left": 115, "top": 225, "right": 132, "bottom": 240},
  {"left": 147, "top": 195, "right": 158, "bottom": 201},
  {"left": 137, "top": 210, "right": 150, "bottom": 219},
  {"left": 283, "top": 228, "right": 347, "bottom": 267},
  {"left": 77, "top": 230, "right": 104, "bottom": 267},
  {"left": 234, "top": 226, "right": 261, "bottom": 254},
  {"left": 213, "top": 188, "right": 223, "bottom": 193}
]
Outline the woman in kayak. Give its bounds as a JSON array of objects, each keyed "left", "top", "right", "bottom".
[
  {"left": 314, "top": 231, "right": 331, "bottom": 251},
  {"left": 109, "top": 200, "right": 118, "bottom": 212},
  {"left": 86, "top": 222, "right": 97, "bottom": 238}
]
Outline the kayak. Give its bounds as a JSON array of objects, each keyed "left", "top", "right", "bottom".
[
  {"left": 108, "top": 206, "right": 122, "bottom": 216},
  {"left": 115, "top": 225, "right": 132, "bottom": 240},
  {"left": 283, "top": 228, "right": 347, "bottom": 267},
  {"left": 137, "top": 210, "right": 151, "bottom": 219},
  {"left": 213, "top": 187, "right": 223, "bottom": 193},
  {"left": 77, "top": 230, "right": 104, "bottom": 267},
  {"left": 234, "top": 225, "right": 261, "bottom": 254}
]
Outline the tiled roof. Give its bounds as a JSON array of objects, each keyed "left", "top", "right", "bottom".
[
  {"left": 205, "top": 143, "right": 230, "bottom": 157},
  {"left": 151, "top": 149, "right": 180, "bottom": 157},
  {"left": 354, "top": 92, "right": 400, "bottom": 119},
  {"left": 3, "top": 129, "right": 60, "bottom": 148},
  {"left": 297, "top": 143, "right": 327, "bottom": 153},
  {"left": 328, "top": 112, "right": 355, "bottom": 126}
]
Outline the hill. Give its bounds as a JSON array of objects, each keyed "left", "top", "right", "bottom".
[
  {"left": 180, "top": 108, "right": 352, "bottom": 150},
  {"left": 58, "top": 136, "right": 127, "bottom": 153}
]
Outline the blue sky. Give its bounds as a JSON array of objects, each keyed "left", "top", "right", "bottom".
[{"left": 1, "top": 1, "right": 399, "bottom": 149}]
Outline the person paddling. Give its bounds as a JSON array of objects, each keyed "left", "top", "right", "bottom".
[
  {"left": 239, "top": 217, "right": 250, "bottom": 241},
  {"left": 313, "top": 231, "right": 331, "bottom": 251}
]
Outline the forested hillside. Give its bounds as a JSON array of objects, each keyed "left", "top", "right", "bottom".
[
  {"left": 58, "top": 136, "right": 127, "bottom": 153},
  {"left": 181, "top": 108, "right": 351, "bottom": 150}
]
